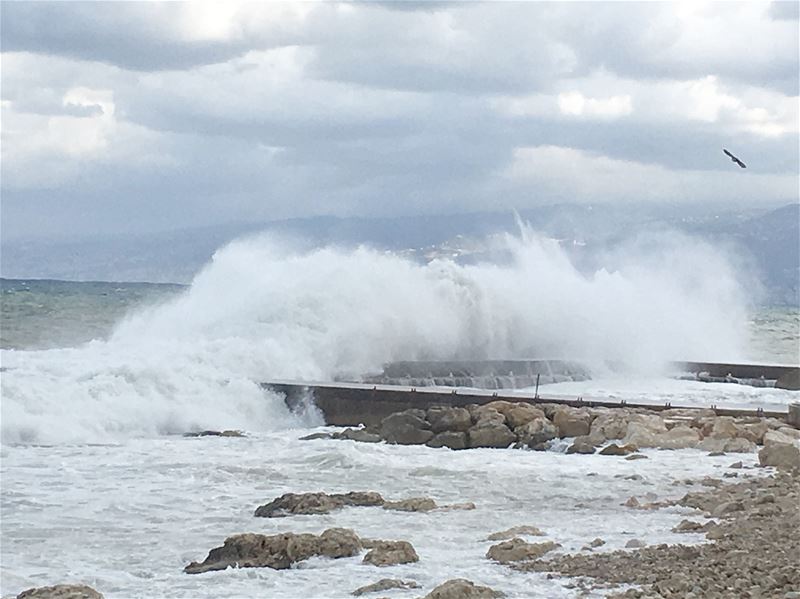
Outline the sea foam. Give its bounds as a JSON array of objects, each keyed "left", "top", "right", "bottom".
[{"left": 1, "top": 229, "right": 752, "bottom": 444}]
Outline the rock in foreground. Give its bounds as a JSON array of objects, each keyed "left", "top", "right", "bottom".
[
  {"left": 423, "top": 579, "right": 505, "bottom": 599},
  {"left": 16, "top": 586, "right": 103, "bottom": 599},
  {"left": 352, "top": 578, "right": 420, "bottom": 596},
  {"left": 184, "top": 528, "right": 361, "bottom": 574}
]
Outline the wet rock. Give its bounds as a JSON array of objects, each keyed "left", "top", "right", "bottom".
[
  {"left": 759, "top": 441, "right": 800, "bottom": 471},
  {"left": 553, "top": 408, "right": 593, "bottom": 438},
  {"left": 729, "top": 461, "right": 744, "bottom": 469},
  {"left": 184, "top": 528, "right": 362, "bottom": 573},
  {"left": 505, "top": 403, "right": 546, "bottom": 429},
  {"left": 362, "top": 540, "right": 419, "bottom": 566},
  {"left": 625, "top": 539, "right": 645, "bottom": 548},
  {"left": 599, "top": 443, "right": 638, "bottom": 456},
  {"left": 426, "top": 431, "right": 467, "bottom": 450},
  {"left": 427, "top": 407, "right": 472, "bottom": 433},
  {"left": 588, "top": 538, "right": 605, "bottom": 548},
  {"left": 337, "top": 428, "right": 382, "bottom": 443},
  {"left": 383, "top": 497, "right": 437, "bottom": 512},
  {"left": 486, "top": 525, "right": 545, "bottom": 541},
  {"left": 672, "top": 519, "right": 705, "bottom": 533},
  {"left": 699, "top": 437, "right": 757, "bottom": 453},
  {"left": 588, "top": 412, "right": 630, "bottom": 445},
  {"left": 183, "top": 430, "right": 245, "bottom": 437},
  {"left": 486, "top": 538, "right": 559, "bottom": 563},
  {"left": 423, "top": 579, "right": 505, "bottom": 599},
  {"left": 566, "top": 440, "right": 596, "bottom": 454},
  {"left": 352, "top": 579, "right": 420, "bottom": 596},
  {"left": 625, "top": 454, "right": 648, "bottom": 461},
  {"left": 299, "top": 432, "right": 335, "bottom": 441},
  {"left": 436, "top": 502, "right": 476, "bottom": 511},
  {"left": 514, "top": 417, "right": 558, "bottom": 446},
  {"left": 254, "top": 491, "right": 384, "bottom": 517},
  {"left": 380, "top": 410, "right": 433, "bottom": 445},
  {"left": 16, "top": 585, "right": 104, "bottom": 599},
  {"left": 467, "top": 421, "right": 516, "bottom": 449}
]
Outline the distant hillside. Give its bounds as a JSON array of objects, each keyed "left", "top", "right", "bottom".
[{"left": 2, "top": 203, "right": 798, "bottom": 305}]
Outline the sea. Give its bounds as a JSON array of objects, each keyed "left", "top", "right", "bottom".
[{"left": 1, "top": 234, "right": 798, "bottom": 598}]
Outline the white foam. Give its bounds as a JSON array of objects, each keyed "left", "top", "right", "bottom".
[{"left": 1, "top": 230, "right": 756, "bottom": 444}]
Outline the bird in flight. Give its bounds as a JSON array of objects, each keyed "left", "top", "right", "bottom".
[{"left": 723, "top": 148, "right": 746, "bottom": 169}]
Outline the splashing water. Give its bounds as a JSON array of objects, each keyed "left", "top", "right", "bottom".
[{"left": 1, "top": 229, "right": 752, "bottom": 444}]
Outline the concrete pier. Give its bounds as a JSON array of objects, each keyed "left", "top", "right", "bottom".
[{"left": 263, "top": 380, "right": 791, "bottom": 428}]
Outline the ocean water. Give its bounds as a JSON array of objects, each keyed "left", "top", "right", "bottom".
[{"left": 1, "top": 232, "right": 798, "bottom": 598}]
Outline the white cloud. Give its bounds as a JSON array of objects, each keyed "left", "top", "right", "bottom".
[{"left": 557, "top": 91, "right": 633, "bottom": 118}]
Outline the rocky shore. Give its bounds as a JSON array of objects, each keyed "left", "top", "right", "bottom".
[
  {"left": 304, "top": 401, "right": 800, "bottom": 468},
  {"left": 15, "top": 401, "right": 800, "bottom": 599},
  {"left": 519, "top": 471, "right": 800, "bottom": 598}
]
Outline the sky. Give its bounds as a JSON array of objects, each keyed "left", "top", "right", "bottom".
[{"left": 1, "top": 1, "right": 798, "bottom": 243}]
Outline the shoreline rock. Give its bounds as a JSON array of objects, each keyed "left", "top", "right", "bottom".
[{"left": 16, "top": 585, "right": 104, "bottom": 599}]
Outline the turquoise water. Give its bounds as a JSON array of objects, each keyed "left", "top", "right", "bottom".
[{"left": 1, "top": 279, "right": 183, "bottom": 350}]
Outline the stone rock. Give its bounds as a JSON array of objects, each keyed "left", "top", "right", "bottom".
[
  {"left": 183, "top": 429, "right": 245, "bottom": 437},
  {"left": 566, "top": 440, "right": 596, "bottom": 454},
  {"left": 599, "top": 443, "right": 638, "bottom": 456},
  {"left": 16, "top": 586, "right": 104, "bottom": 599},
  {"left": 380, "top": 410, "right": 433, "bottom": 445},
  {"left": 588, "top": 538, "right": 605, "bottom": 547},
  {"left": 672, "top": 519, "right": 705, "bottom": 533},
  {"left": 479, "top": 400, "right": 517, "bottom": 417},
  {"left": 337, "top": 428, "right": 382, "bottom": 443},
  {"left": 711, "top": 500, "right": 744, "bottom": 517},
  {"left": 467, "top": 421, "right": 516, "bottom": 449},
  {"left": 624, "top": 423, "right": 699, "bottom": 449},
  {"left": 729, "top": 461, "right": 743, "bottom": 469},
  {"left": 486, "top": 538, "right": 559, "bottom": 563},
  {"left": 423, "top": 579, "right": 505, "bottom": 599},
  {"left": 255, "top": 491, "right": 384, "bottom": 517},
  {"left": 699, "top": 437, "right": 757, "bottom": 453},
  {"left": 436, "top": 502, "right": 476, "bottom": 511},
  {"left": 505, "top": 403, "right": 546, "bottom": 429},
  {"left": 764, "top": 430, "right": 797, "bottom": 447},
  {"left": 352, "top": 579, "right": 420, "bottom": 596},
  {"left": 486, "top": 526, "right": 545, "bottom": 541},
  {"left": 514, "top": 417, "right": 558, "bottom": 447},
  {"left": 588, "top": 412, "right": 630, "bottom": 444},
  {"left": 383, "top": 497, "right": 437, "bottom": 512},
  {"left": 777, "top": 426, "right": 800, "bottom": 440},
  {"left": 625, "top": 454, "right": 648, "bottom": 461},
  {"left": 759, "top": 442, "right": 800, "bottom": 471},
  {"left": 426, "top": 431, "right": 467, "bottom": 450},
  {"left": 427, "top": 407, "right": 472, "bottom": 433},
  {"left": 472, "top": 409, "right": 507, "bottom": 427},
  {"left": 625, "top": 539, "right": 645, "bottom": 548},
  {"left": 553, "top": 408, "right": 593, "bottom": 438},
  {"left": 299, "top": 432, "right": 335, "bottom": 441},
  {"left": 362, "top": 540, "right": 419, "bottom": 566},
  {"left": 184, "top": 528, "right": 362, "bottom": 574}
]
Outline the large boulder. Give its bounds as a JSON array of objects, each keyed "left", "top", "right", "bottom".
[
  {"left": 255, "top": 491, "right": 383, "bottom": 517},
  {"left": 184, "top": 528, "right": 361, "bottom": 573},
  {"left": 588, "top": 412, "right": 630, "bottom": 445},
  {"left": 552, "top": 408, "right": 593, "bottom": 438},
  {"left": 427, "top": 407, "right": 472, "bottom": 433},
  {"left": 16, "top": 586, "right": 103, "bottom": 599},
  {"left": 598, "top": 443, "right": 638, "bottom": 456},
  {"left": 423, "top": 579, "right": 505, "bottom": 599},
  {"left": 362, "top": 540, "right": 419, "bottom": 566},
  {"left": 759, "top": 440, "right": 800, "bottom": 471},
  {"left": 380, "top": 410, "right": 434, "bottom": 445},
  {"left": 468, "top": 421, "right": 516, "bottom": 448},
  {"left": 698, "top": 437, "right": 756, "bottom": 453},
  {"left": 514, "top": 417, "right": 557, "bottom": 447},
  {"left": 486, "top": 538, "right": 559, "bottom": 563},
  {"left": 426, "top": 431, "right": 467, "bottom": 450},
  {"left": 566, "top": 439, "right": 596, "bottom": 454},
  {"left": 505, "top": 404, "right": 546, "bottom": 429},
  {"left": 623, "top": 420, "right": 697, "bottom": 449}
]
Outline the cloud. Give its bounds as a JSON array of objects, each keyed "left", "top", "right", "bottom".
[{"left": 0, "top": 2, "right": 797, "bottom": 244}]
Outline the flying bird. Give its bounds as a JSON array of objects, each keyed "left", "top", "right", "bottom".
[{"left": 723, "top": 149, "right": 747, "bottom": 169}]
